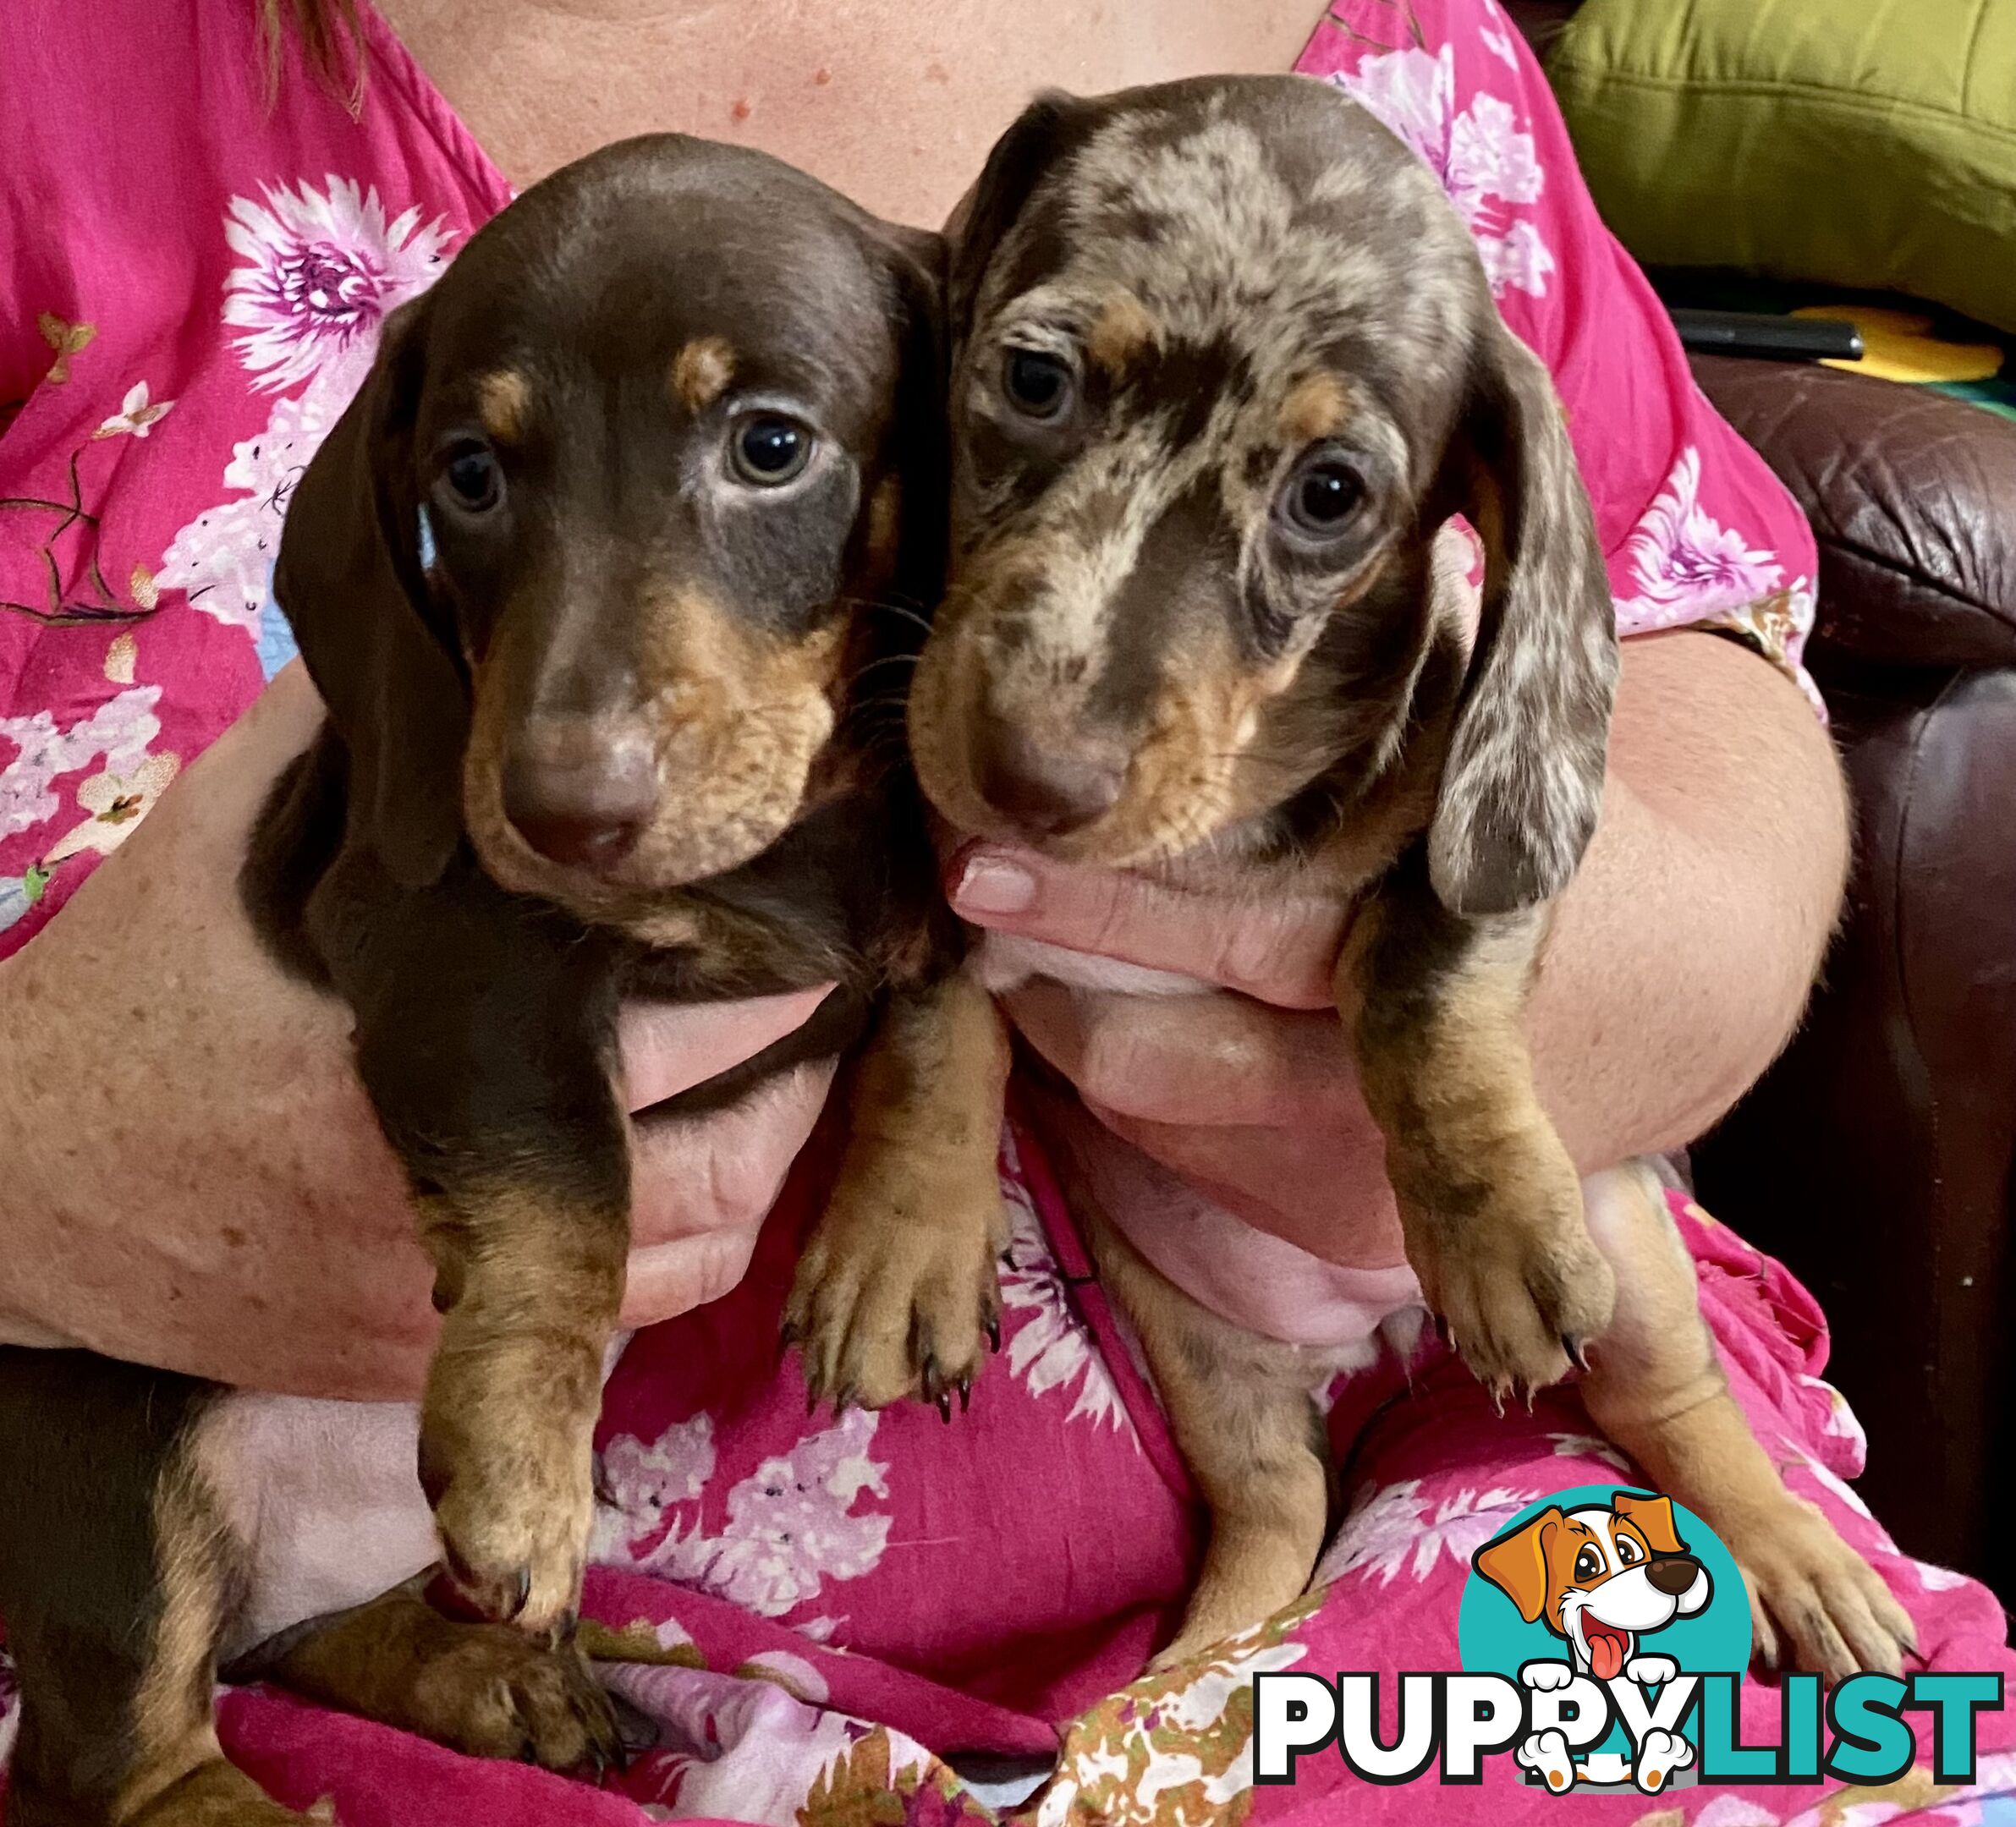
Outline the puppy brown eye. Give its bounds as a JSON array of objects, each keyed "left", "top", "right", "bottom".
[
  {"left": 1617, "top": 1538, "right": 1640, "bottom": 1564},
  {"left": 1574, "top": 1547, "right": 1602, "bottom": 1582},
  {"left": 730, "top": 413, "right": 815, "bottom": 486},
  {"left": 1002, "top": 349, "right": 1073, "bottom": 420},
  {"left": 438, "top": 442, "right": 503, "bottom": 514},
  {"left": 1279, "top": 455, "right": 1366, "bottom": 539}
]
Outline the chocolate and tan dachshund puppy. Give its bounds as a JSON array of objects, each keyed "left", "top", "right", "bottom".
[
  {"left": 824, "top": 75, "right": 1914, "bottom": 1680},
  {"left": 0, "top": 135, "right": 1009, "bottom": 1826}
]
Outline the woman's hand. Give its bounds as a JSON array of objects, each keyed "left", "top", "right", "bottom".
[
  {"left": 950, "top": 840, "right": 1407, "bottom": 1274},
  {"left": 0, "top": 665, "right": 835, "bottom": 1400},
  {"left": 949, "top": 633, "right": 1850, "bottom": 1287}
]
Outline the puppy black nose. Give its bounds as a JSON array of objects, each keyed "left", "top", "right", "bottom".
[
  {"left": 503, "top": 723, "right": 656, "bottom": 874},
  {"left": 975, "top": 721, "right": 1123, "bottom": 838},
  {"left": 1646, "top": 1555, "right": 1699, "bottom": 1596}
]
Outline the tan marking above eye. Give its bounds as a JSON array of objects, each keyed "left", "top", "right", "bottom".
[
  {"left": 671, "top": 336, "right": 738, "bottom": 413},
  {"left": 477, "top": 370, "right": 532, "bottom": 444},
  {"left": 1086, "top": 292, "right": 1162, "bottom": 376},
  {"left": 1279, "top": 371, "right": 1351, "bottom": 446}
]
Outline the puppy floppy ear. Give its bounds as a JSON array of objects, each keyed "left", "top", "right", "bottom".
[
  {"left": 1612, "top": 1492, "right": 1687, "bottom": 1557},
  {"left": 1475, "top": 1506, "right": 1563, "bottom": 1625},
  {"left": 275, "top": 289, "right": 470, "bottom": 891},
  {"left": 946, "top": 91, "right": 1093, "bottom": 338},
  {"left": 1428, "top": 321, "right": 1618, "bottom": 917}
]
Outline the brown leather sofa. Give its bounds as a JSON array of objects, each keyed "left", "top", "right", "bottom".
[{"left": 1505, "top": 0, "right": 2016, "bottom": 1597}]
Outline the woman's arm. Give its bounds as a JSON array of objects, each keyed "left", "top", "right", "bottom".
[
  {"left": 951, "top": 631, "right": 1848, "bottom": 1264},
  {"left": 0, "top": 667, "right": 836, "bottom": 1399}
]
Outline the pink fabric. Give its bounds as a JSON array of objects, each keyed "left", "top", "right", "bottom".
[
  {"left": 6, "top": 1, "right": 1998, "bottom": 1822},
  {"left": 97, "top": 1122, "right": 2016, "bottom": 1824}
]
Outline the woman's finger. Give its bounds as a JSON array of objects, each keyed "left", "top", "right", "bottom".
[
  {"left": 618, "top": 985, "right": 838, "bottom": 1111},
  {"left": 948, "top": 843, "right": 1347, "bottom": 1010},
  {"left": 619, "top": 1227, "right": 763, "bottom": 1328},
  {"left": 1001, "top": 979, "right": 1358, "bottom": 1127},
  {"left": 627, "top": 1056, "right": 834, "bottom": 1248}
]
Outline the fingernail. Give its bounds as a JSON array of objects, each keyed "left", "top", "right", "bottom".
[{"left": 953, "top": 854, "right": 1037, "bottom": 916}]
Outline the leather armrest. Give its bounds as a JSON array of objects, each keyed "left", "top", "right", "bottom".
[{"left": 1690, "top": 356, "right": 2016, "bottom": 672}]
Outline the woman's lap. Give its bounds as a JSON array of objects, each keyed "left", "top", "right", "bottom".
[{"left": 167, "top": 1122, "right": 2016, "bottom": 1825}]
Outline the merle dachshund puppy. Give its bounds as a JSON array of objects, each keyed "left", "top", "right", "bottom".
[
  {"left": 827, "top": 75, "right": 1914, "bottom": 1680},
  {"left": 0, "top": 135, "right": 1009, "bottom": 1826}
]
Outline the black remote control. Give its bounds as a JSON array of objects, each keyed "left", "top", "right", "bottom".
[{"left": 1667, "top": 309, "right": 1865, "bottom": 363}]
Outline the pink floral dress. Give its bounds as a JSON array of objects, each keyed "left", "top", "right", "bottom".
[{"left": 4, "top": 2, "right": 2010, "bottom": 1824}]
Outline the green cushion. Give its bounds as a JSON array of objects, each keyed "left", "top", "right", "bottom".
[{"left": 1546, "top": 0, "right": 2016, "bottom": 333}]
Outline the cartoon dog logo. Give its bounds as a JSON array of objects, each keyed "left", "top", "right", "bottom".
[{"left": 1475, "top": 1491, "right": 1713, "bottom": 1793}]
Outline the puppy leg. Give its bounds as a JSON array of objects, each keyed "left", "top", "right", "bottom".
[
  {"left": 250, "top": 1581, "right": 621, "bottom": 1776},
  {"left": 785, "top": 968, "right": 1011, "bottom": 1413},
  {"left": 1579, "top": 1163, "right": 1916, "bottom": 1682},
  {"left": 319, "top": 870, "right": 631, "bottom": 1638},
  {"left": 1074, "top": 1204, "right": 1332, "bottom": 1671},
  {"left": 1341, "top": 864, "right": 1612, "bottom": 1400},
  {"left": 0, "top": 1351, "right": 307, "bottom": 1827}
]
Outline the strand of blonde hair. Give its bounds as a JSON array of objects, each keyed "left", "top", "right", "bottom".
[{"left": 256, "top": 0, "right": 368, "bottom": 109}]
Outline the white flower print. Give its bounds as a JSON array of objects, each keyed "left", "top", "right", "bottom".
[
  {"left": 1036, "top": 1636, "right": 1308, "bottom": 1827},
  {"left": 224, "top": 177, "right": 452, "bottom": 395},
  {"left": 158, "top": 365, "right": 352, "bottom": 635},
  {"left": 0, "top": 686, "right": 162, "bottom": 841},
  {"left": 594, "top": 1408, "right": 893, "bottom": 1617},
  {"left": 1797, "top": 1372, "right": 1870, "bottom": 1461},
  {"left": 92, "top": 381, "right": 174, "bottom": 441},
  {"left": 1912, "top": 1558, "right": 1970, "bottom": 1594},
  {"left": 591, "top": 1411, "right": 718, "bottom": 1561},
  {"left": 1694, "top": 1799, "right": 1783, "bottom": 1827},
  {"left": 610, "top": 1663, "right": 898, "bottom": 1825},
  {"left": 1330, "top": 45, "right": 1555, "bottom": 298},
  {"left": 997, "top": 1126, "right": 1133, "bottom": 1436},
  {"left": 699, "top": 1408, "right": 893, "bottom": 1614},
  {"left": 1547, "top": 1430, "right": 1633, "bottom": 1475},
  {"left": 1313, "top": 1479, "right": 1538, "bottom": 1586},
  {"left": 1618, "top": 447, "right": 1788, "bottom": 625},
  {"left": 1480, "top": 20, "right": 1521, "bottom": 70},
  {"left": 162, "top": 178, "right": 455, "bottom": 641},
  {"left": 42, "top": 752, "right": 181, "bottom": 863}
]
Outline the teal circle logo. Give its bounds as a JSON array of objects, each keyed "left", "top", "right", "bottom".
[{"left": 1459, "top": 1485, "right": 1751, "bottom": 1788}]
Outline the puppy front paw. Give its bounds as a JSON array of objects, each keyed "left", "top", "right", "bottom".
[
  {"left": 783, "top": 1152, "right": 1008, "bottom": 1417},
  {"left": 1624, "top": 1654, "right": 1678, "bottom": 1687},
  {"left": 1519, "top": 1658, "right": 1576, "bottom": 1693},
  {"left": 1404, "top": 1127, "right": 1613, "bottom": 1401},
  {"left": 1727, "top": 1495, "right": 1918, "bottom": 1683},
  {"left": 419, "top": 1343, "right": 600, "bottom": 1636}
]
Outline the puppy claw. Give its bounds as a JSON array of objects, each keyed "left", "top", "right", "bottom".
[
  {"left": 1730, "top": 1497, "right": 1914, "bottom": 1680},
  {"left": 985, "top": 1310, "right": 1003, "bottom": 1354},
  {"left": 958, "top": 1374, "right": 972, "bottom": 1415},
  {"left": 785, "top": 1167, "right": 1006, "bottom": 1418},
  {"left": 1563, "top": 1333, "right": 1592, "bottom": 1374},
  {"left": 1398, "top": 1126, "right": 1612, "bottom": 1400},
  {"left": 936, "top": 1391, "right": 953, "bottom": 1424}
]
